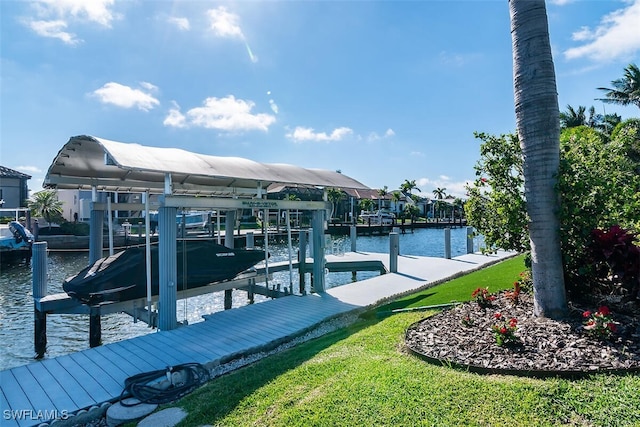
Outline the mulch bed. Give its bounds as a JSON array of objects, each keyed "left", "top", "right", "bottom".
[{"left": 405, "top": 291, "right": 640, "bottom": 377}]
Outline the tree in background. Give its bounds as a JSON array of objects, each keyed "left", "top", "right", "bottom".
[
  {"left": 376, "top": 186, "right": 388, "bottom": 210},
  {"left": 390, "top": 191, "right": 402, "bottom": 214},
  {"left": 559, "top": 105, "right": 587, "bottom": 128},
  {"left": 597, "top": 63, "right": 640, "bottom": 110},
  {"left": 509, "top": 0, "right": 567, "bottom": 318},
  {"left": 326, "top": 188, "right": 344, "bottom": 221},
  {"left": 400, "top": 179, "right": 420, "bottom": 196},
  {"left": 28, "top": 190, "right": 64, "bottom": 230}
]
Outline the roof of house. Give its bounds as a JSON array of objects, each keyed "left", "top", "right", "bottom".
[
  {"left": 0, "top": 166, "right": 31, "bottom": 179},
  {"left": 44, "top": 135, "right": 370, "bottom": 197}
]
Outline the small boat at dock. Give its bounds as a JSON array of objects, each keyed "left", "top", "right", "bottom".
[
  {"left": 63, "top": 239, "right": 266, "bottom": 304},
  {"left": 0, "top": 221, "right": 34, "bottom": 265}
]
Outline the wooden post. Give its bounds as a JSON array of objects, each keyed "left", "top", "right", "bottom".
[
  {"left": 444, "top": 227, "right": 452, "bottom": 259},
  {"left": 89, "top": 306, "right": 102, "bottom": 347},
  {"left": 158, "top": 204, "right": 178, "bottom": 331},
  {"left": 466, "top": 226, "right": 474, "bottom": 254},
  {"left": 33, "top": 242, "right": 48, "bottom": 359},
  {"left": 224, "top": 289, "right": 233, "bottom": 310},
  {"left": 311, "top": 211, "right": 326, "bottom": 292},
  {"left": 298, "top": 229, "right": 307, "bottom": 295},
  {"left": 389, "top": 232, "right": 399, "bottom": 273},
  {"left": 350, "top": 225, "right": 357, "bottom": 252}
]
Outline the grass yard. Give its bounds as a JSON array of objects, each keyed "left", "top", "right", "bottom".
[{"left": 156, "top": 255, "right": 640, "bottom": 426}]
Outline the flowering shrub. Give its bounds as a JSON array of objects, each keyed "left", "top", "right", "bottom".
[
  {"left": 583, "top": 306, "right": 617, "bottom": 340},
  {"left": 471, "top": 287, "right": 495, "bottom": 309},
  {"left": 515, "top": 270, "right": 533, "bottom": 294},
  {"left": 461, "top": 314, "right": 474, "bottom": 327},
  {"left": 491, "top": 313, "right": 518, "bottom": 346}
]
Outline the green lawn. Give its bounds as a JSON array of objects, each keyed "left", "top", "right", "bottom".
[{"left": 156, "top": 255, "right": 640, "bottom": 426}]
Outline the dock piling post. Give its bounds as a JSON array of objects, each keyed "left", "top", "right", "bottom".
[
  {"left": 33, "top": 242, "right": 48, "bottom": 359},
  {"left": 444, "top": 227, "right": 452, "bottom": 259},
  {"left": 298, "top": 229, "right": 307, "bottom": 295},
  {"left": 389, "top": 232, "right": 399, "bottom": 273},
  {"left": 224, "top": 290, "right": 232, "bottom": 310},
  {"left": 89, "top": 306, "right": 102, "bottom": 347},
  {"left": 350, "top": 225, "right": 357, "bottom": 252},
  {"left": 466, "top": 226, "right": 474, "bottom": 254}
]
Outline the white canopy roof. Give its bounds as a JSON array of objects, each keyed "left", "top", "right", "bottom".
[{"left": 44, "top": 135, "right": 369, "bottom": 196}]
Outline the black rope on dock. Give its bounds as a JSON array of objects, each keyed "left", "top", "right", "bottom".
[{"left": 119, "top": 363, "right": 210, "bottom": 405}]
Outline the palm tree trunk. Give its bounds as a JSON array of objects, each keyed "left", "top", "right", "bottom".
[{"left": 510, "top": 0, "right": 567, "bottom": 319}]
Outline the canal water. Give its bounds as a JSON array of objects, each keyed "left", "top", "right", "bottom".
[{"left": 0, "top": 227, "right": 475, "bottom": 371}]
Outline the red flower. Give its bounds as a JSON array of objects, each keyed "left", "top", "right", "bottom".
[
  {"left": 598, "top": 306, "right": 610, "bottom": 316},
  {"left": 494, "top": 312, "right": 502, "bottom": 319},
  {"left": 607, "top": 323, "right": 617, "bottom": 332},
  {"left": 583, "top": 311, "right": 592, "bottom": 318},
  {"left": 509, "top": 318, "right": 518, "bottom": 327},
  {"left": 499, "top": 327, "right": 507, "bottom": 334}
]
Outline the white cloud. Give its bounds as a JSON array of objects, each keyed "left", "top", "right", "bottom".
[
  {"left": 417, "top": 177, "right": 471, "bottom": 200},
  {"left": 33, "top": 0, "right": 116, "bottom": 27},
  {"left": 367, "top": 128, "right": 396, "bottom": 142},
  {"left": 92, "top": 82, "right": 160, "bottom": 111},
  {"left": 164, "top": 95, "right": 275, "bottom": 132},
  {"left": 438, "top": 51, "right": 482, "bottom": 67},
  {"left": 410, "top": 151, "right": 425, "bottom": 157},
  {"left": 167, "top": 16, "right": 190, "bottom": 31},
  {"left": 549, "top": 0, "right": 574, "bottom": 5},
  {"left": 28, "top": 20, "right": 80, "bottom": 45},
  {"left": 139, "top": 81, "right": 158, "bottom": 92},
  {"left": 15, "top": 166, "right": 42, "bottom": 174},
  {"left": 269, "top": 99, "right": 279, "bottom": 114},
  {"left": 163, "top": 102, "right": 187, "bottom": 128},
  {"left": 207, "top": 6, "right": 245, "bottom": 39},
  {"left": 286, "top": 126, "right": 353, "bottom": 143},
  {"left": 26, "top": 0, "right": 117, "bottom": 44},
  {"left": 564, "top": 0, "right": 640, "bottom": 62}
]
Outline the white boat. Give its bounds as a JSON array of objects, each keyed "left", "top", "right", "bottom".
[{"left": 359, "top": 210, "right": 396, "bottom": 226}]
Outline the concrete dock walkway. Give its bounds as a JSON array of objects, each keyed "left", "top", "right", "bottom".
[{"left": 1, "top": 250, "right": 515, "bottom": 427}]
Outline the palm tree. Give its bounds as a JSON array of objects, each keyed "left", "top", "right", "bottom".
[
  {"left": 389, "top": 191, "right": 402, "bottom": 215},
  {"left": 597, "top": 63, "right": 640, "bottom": 109},
  {"left": 326, "top": 188, "right": 344, "bottom": 221},
  {"left": 510, "top": 0, "right": 567, "bottom": 318},
  {"left": 376, "top": 186, "right": 388, "bottom": 210},
  {"left": 28, "top": 190, "right": 63, "bottom": 230},
  {"left": 400, "top": 179, "right": 420, "bottom": 195},
  {"left": 432, "top": 187, "right": 446, "bottom": 200},
  {"left": 559, "top": 105, "right": 587, "bottom": 128}
]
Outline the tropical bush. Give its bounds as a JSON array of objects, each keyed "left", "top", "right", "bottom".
[{"left": 465, "top": 124, "right": 640, "bottom": 299}]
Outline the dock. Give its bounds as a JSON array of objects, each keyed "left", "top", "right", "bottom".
[{"left": 1, "top": 250, "right": 515, "bottom": 427}]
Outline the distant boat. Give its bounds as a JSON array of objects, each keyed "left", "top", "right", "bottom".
[
  {"left": 63, "top": 239, "right": 266, "bottom": 304},
  {"left": 0, "top": 221, "right": 34, "bottom": 265}
]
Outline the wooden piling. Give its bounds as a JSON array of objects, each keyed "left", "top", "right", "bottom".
[
  {"left": 89, "top": 306, "right": 102, "bottom": 347},
  {"left": 224, "top": 289, "right": 233, "bottom": 310},
  {"left": 32, "top": 242, "right": 48, "bottom": 359}
]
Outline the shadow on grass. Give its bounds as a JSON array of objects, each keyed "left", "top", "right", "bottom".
[{"left": 178, "top": 313, "right": 380, "bottom": 425}]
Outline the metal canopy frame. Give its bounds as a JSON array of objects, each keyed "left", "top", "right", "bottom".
[
  {"left": 44, "top": 135, "right": 360, "bottom": 331},
  {"left": 44, "top": 135, "right": 369, "bottom": 196}
]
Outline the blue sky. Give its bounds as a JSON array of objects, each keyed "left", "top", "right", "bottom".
[{"left": 1, "top": 0, "right": 639, "bottom": 199}]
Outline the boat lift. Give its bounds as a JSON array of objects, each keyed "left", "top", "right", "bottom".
[{"left": 36, "top": 135, "right": 371, "bottom": 353}]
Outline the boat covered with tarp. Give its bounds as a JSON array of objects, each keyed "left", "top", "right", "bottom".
[
  {"left": 63, "top": 239, "right": 265, "bottom": 304},
  {"left": 0, "top": 221, "right": 34, "bottom": 265}
]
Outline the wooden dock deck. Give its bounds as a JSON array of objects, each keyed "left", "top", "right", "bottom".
[{"left": 1, "top": 250, "right": 515, "bottom": 427}]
